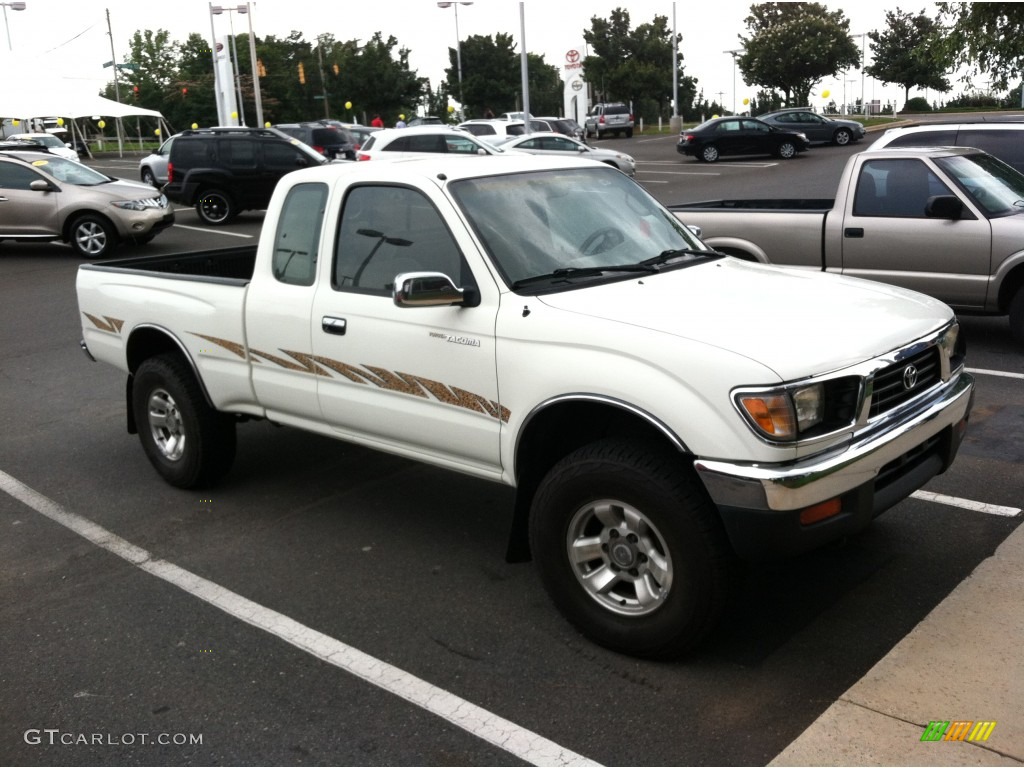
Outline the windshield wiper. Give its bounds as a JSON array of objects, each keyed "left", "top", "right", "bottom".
[
  {"left": 641, "top": 248, "right": 723, "bottom": 267},
  {"left": 511, "top": 264, "right": 656, "bottom": 289}
]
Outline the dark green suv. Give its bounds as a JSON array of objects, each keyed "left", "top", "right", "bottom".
[{"left": 163, "top": 127, "right": 327, "bottom": 224}]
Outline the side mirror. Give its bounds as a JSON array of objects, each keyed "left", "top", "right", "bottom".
[
  {"left": 925, "top": 195, "right": 963, "bottom": 220},
  {"left": 30, "top": 179, "right": 53, "bottom": 192},
  {"left": 687, "top": 224, "right": 703, "bottom": 238},
  {"left": 393, "top": 271, "right": 480, "bottom": 308}
]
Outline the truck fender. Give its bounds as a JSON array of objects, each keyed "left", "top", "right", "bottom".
[
  {"left": 124, "top": 323, "right": 219, "bottom": 433},
  {"left": 993, "top": 250, "right": 1024, "bottom": 312},
  {"left": 699, "top": 236, "right": 769, "bottom": 263}
]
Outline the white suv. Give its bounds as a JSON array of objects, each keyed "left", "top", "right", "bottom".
[
  {"left": 870, "top": 120, "right": 1024, "bottom": 174},
  {"left": 356, "top": 125, "right": 503, "bottom": 160}
]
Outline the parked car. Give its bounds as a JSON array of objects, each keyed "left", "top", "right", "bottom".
[
  {"left": 272, "top": 122, "right": 356, "bottom": 160},
  {"left": 535, "top": 116, "right": 586, "bottom": 142},
  {"left": 869, "top": 120, "right": 1024, "bottom": 175},
  {"left": 139, "top": 134, "right": 179, "bottom": 186},
  {"left": 585, "top": 103, "right": 634, "bottom": 139},
  {"left": 163, "top": 126, "right": 328, "bottom": 224},
  {"left": 356, "top": 125, "right": 503, "bottom": 160},
  {"left": 492, "top": 132, "right": 635, "bottom": 175},
  {"left": 677, "top": 116, "right": 810, "bottom": 162},
  {"left": 339, "top": 124, "right": 380, "bottom": 150},
  {"left": 756, "top": 108, "right": 865, "bottom": 146},
  {"left": 407, "top": 116, "right": 444, "bottom": 127},
  {"left": 5, "top": 132, "right": 79, "bottom": 160},
  {"left": 458, "top": 119, "right": 540, "bottom": 139},
  {"left": 0, "top": 147, "right": 173, "bottom": 258}
]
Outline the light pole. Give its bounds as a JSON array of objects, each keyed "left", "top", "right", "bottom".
[
  {"left": 724, "top": 49, "right": 741, "bottom": 115},
  {"left": 1, "top": 1, "right": 26, "bottom": 52},
  {"left": 437, "top": 1, "right": 472, "bottom": 109}
]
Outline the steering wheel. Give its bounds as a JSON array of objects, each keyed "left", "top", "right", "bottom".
[{"left": 579, "top": 227, "right": 626, "bottom": 256}]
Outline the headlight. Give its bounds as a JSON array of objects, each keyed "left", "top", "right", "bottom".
[
  {"left": 735, "top": 378, "right": 858, "bottom": 443},
  {"left": 112, "top": 199, "right": 148, "bottom": 211}
]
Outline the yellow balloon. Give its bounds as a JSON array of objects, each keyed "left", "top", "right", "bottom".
[
  {"left": 345, "top": 101, "right": 352, "bottom": 110},
  {"left": 264, "top": 121, "right": 271, "bottom": 128},
  {"left": 192, "top": 122, "right": 199, "bottom": 129},
  {"left": 12, "top": 119, "right": 19, "bottom": 126},
  {"left": 154, "top": 128, "right": 161, "bottom": 136},
  {"left": 822, "top": 89, "right": 831, "bottom": 98},
  {"left": 712, "top": 114, "right": 720, "bottom": 119},
  {"left": 231, "top": 111, "right": 238, "bottom": 119},
  {"left": 399, "top": 114, "right": 405, "bottom": 120},
  {"left": 447, "top": 105, "right": 455, "bottom": 113},
  {"left": 97, "top": 120, "right": 105, "bottom": 129},
  {"left": 742, "top": 98, "right": 749, "bottom": 105},
  {"left": 56, "top": 117, "right": 65, "bottom": 126}
]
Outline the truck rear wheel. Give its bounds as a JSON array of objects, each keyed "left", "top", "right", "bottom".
[
  {"left": 132, "top": 354, "right": 236, "bottom": 488},
  {"left": 529, "top": 439, "right": 734, "bottom": 659}
]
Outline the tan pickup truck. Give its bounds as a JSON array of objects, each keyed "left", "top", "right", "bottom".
[{"left": 671, "top": 146, "right": 1024, "bottom": 344}]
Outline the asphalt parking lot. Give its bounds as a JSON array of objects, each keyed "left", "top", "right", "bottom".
[{"left": 1, "top": 136, "right": 1021, "bottom": 766}]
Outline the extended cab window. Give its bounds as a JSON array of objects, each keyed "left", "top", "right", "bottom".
[
  {"left": 334, "top": 185, "right": 469, "bottom": 296},
  {"left": 853, "top": 159, "right": 950, "bottom": 218},
  {"left": 272, "top": 182, "right": 327, "bottom": 286}
]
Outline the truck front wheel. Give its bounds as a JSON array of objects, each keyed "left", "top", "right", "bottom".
[
  {"left": 132, "top": 354, "right": 236, "bottom": 488},
  {"left": 529, "top": 439, "right": 734, "bottom": 659}
]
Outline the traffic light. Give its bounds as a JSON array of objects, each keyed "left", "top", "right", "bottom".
[
  {"left": 257, "top": 59, "right": 267, "bottom": 77},
  {"left": 181, "top": 87, "right": 188, "bottom": 97},
  {"left": 298, "top": 62, "right": 305, "bottom": 84},
  {"left": 132, "top": 85, "right": 139, "bottom": 99}
]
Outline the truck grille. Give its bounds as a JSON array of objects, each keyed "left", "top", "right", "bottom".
[{"left": 869, "top": 347, "right": 941, "bottom": 419}]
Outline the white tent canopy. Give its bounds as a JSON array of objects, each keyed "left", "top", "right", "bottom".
[{"left": 1, "top": 79, "right": 168, "bottom": 156}]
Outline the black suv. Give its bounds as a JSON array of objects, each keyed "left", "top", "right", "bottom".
[
  {"left": 163, "top": 127, "right": 328, "bottom": 225},
  {"left": 272, "top": 122, "right": 356, "bottom": 160}
]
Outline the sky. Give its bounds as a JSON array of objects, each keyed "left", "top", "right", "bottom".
[{"left": 0, "top": 0, "right": 974, "bottom": 117}]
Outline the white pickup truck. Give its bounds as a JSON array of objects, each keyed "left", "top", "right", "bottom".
[
  {"left": 77, "top": 154, "right": 975, "bottom": 658},
  {"left": 671, "top": 146, "right": 1024, "bottom": 344}
]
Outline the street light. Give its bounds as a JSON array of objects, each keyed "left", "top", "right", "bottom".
[
  {"left": 724, "top": 49, "right": 741, "bottom": 115},
  {"left": 437, "top": 1, "right": 472, "bottom": 108},
  {"left": 2, "top": 1, "right": 27, "bottom": 53}
]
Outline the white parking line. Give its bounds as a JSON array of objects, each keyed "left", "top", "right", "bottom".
[
  {"left": 967, "top": 367, "right": 1024, "bottom": 380},
  {"left": 171, "top": 223, "right": 254, "bottom": 238},
  {"left": 0, "top": 469, "right": 600, "bottom": 768},
  {"left": 911, "top": 490, "right": 1020, "bottom": 517}
]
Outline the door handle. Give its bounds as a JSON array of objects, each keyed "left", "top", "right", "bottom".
[
  {"left": 321, "top": 316, "right": 347, "bottom": 335},
  {"left": 844, "top": 227, "right": 864, "bottom": 238}
]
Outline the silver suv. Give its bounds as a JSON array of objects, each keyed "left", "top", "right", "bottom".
[{"left": 585, "top": 103, "right": 634, "bottom": 139}]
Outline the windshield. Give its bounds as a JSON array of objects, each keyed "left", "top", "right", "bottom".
[
  {"left": 30, "top": 156, "right": 111, "bottom": 185},
  {"left": 450, "top": 166, "right": 715, "bottom": 290},
  {"left": 935, "top": 152, "right": 1024, "bottom": 216}
]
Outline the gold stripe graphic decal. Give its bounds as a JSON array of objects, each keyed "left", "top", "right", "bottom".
[
  {"left": 192, "top": 332, "right": 510, "bottom": 423},
  {"left": 83, "top": 314, "right": 125, "bottom": 334}
]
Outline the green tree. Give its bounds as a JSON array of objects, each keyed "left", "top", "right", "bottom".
[
  {"left": 582, "top": 8, "right": 695, "bottom": 120},
  {"left": 865, "top": 9, "right": 951, "bottom": 107},
  {"left": 737, "top": 2, "right": 860, "bottom": 108},
  {"left": 448, "top": 33, "right": 520, "bottom": 118},
  {"left": 937, "top": 3, "right": 1024, "bottom": 91}
]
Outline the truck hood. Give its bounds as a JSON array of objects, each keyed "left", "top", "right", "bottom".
[{"left": 535, "top": 258, "right": 952, "bottom": 380}]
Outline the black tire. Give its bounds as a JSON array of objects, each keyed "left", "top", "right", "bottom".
[
  {"left": 141, "top": 167, "right": 157, "bottom": 186},
  {"left": 1009, "top": 288, "right": 1024, "bottom": 346},
  {"left": 529, "top": 439, "right": 735, "bottom": 659},
  {"left": 700, "top": 144, "right": 720, "bottom": 163},
  {"left": 195, "top": 189, "right": 235, "bottom": 225},
  {"left": 776, "top": 141, "right": 798, "bottom": 159},
  {"left": 68, "top": 214, "right": 118, "bottom": 259},
  {"left": 833, "top": 128, "right": 852, "bottom": 146},
  {"left": 132, "top": 354, "right": 236, "bottom": 489},
  {"left": 625, "top": 127, "right": 634, "bottom": 138}
]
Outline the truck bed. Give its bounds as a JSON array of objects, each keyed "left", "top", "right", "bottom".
[
  {"left": 79, "top": 245, "right": 258, "bottom": 284},
  {"left": 669, "top": 199, "right": 834, "bottom": 212}
]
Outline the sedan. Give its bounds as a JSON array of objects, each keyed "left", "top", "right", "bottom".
[
  {"left": 756, "top": 109, "right": 865, "bottom": 146},
  {"left": 492, "top": 132, "right": 635, "bottom": 175},
  {"left": 5, "top": 132, "right": 79, "bottom": 160},
  {"left": 677, "top": 116, "right": 809, "bottom": 162}
]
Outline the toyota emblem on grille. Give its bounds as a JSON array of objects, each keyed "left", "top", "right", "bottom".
[{"left": 902, "top": 364, "right": 919, "bottom": 391}]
